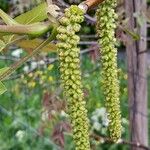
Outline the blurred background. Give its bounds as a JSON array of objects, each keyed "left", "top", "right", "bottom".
[{"left": 0, "top": 0, "right": 149, "bottom": 150}]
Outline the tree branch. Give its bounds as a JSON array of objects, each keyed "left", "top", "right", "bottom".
[
  {"left": 91, "top": 134, "right": 150, "bottom": 150},
  {"left": 0, "top": 22, "right": 52, "bottom": 37},
  {"left": 85, "top": 0, "right": 105, "bottom": 8}
]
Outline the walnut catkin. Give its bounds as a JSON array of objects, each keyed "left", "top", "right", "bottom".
[
  {"left": 56, "top": 5, "right": 90, "bottom": 150},
  {"left": 96, "top": 0, "right": 122, "bottom": 142}
]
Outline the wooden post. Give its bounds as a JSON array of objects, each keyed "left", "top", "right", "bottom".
[{"left": 124, "top": 0, "right": 148, "bottom": 149}]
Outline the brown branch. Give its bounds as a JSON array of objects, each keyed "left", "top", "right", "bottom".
[
  {"left": 91, "top": 134, "right": 150, "bottom": 150},
  {"left": 85, "top": 0, "right": 105, "bottom": 8}
]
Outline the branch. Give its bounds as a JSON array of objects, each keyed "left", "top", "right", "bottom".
[
  {"left": 85, "top": 0, "right": 105, "bottom": 8},
  {"left": 78, "top": 0, "right": 105, "bottom": 13},
  {"left": 91, "top": 134, "right": 150, "bottom": 150},
  {"left": 0, "top": 22, "right": 52, "bottom": 37}
]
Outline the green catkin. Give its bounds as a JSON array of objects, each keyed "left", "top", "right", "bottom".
[
  {"left": 96, "top": 0, "right": 122, "bottom": 142},
  {"left": 56, "top": 5, "right": 90, "bottom": 150}
]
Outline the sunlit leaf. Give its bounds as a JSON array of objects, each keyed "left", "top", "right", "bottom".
[
  {"left": 0, "top": 9, "right": 19, "bottom": 25},
  {"left": 0, "top": 2, "right": 48, "bottom": 51},
  {"left": 15, "top": 2, "right": 47, "bottom": 24},
  {"left": 0, "top": 82, "right": 6, "bottom": 95},
  {"left": 0, "top": 67, "right": 9, "bottom": 76},
  {"left": 16, "top": 39, "right": 57, "bottom": 53},
  {"left": 0, "top": 2, "right": 48, "bottom": 26}
]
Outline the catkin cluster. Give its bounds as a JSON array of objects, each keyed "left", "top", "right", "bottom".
[
  {"left": 56, "top": 5, "right": 90, "bottom": 150},
  {"left": 96, "top": 0, "right": 122, "bottom": 142}
]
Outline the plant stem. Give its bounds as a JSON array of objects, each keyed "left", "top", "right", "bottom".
[{"left": 0, "top": 22, "right": 52, "bottom": 37}]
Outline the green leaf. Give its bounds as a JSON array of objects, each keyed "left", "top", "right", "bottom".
[
  {"left": 0, "top": 67, "right": 9, "bottom": 95},
  {"left": 123, "top": 28, "right": 140, "bottom": 40},
  {"left": 0, "top": 2, "right": 47, "bottom": 26},
  {"left": 0, "top": 82, "right": 6, "bottom": 95},
  {"left": 0, "top": 9, "right": 18, "bottom": 25},
  {"left": 0, "top": 2, "right": 48, "bottom": 51},
  {"left": 0, "top": 67, "right": 9, "bottom": 76},
  {"left": 15, "top": 2, "right": 47, "bottom": 24}
]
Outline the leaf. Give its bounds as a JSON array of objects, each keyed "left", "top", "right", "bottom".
[
  {"left": 0, "top": 67, "right": 9, "bottom": 76},
  {"left": 124, "top": 28, "right": 140, "bottom": 40},
  {"left": 15, "top": 2, "right": 47, "bottom": 24},
  {"left": 0, "top": 2, "right": 48, "bottom": 51},
  {"left": 16, "top": 39, "right": 57, "bottom": 53},
  {"left": 120, "top": 25, "right": 140, "bottom": 40},
  {"left": 0, "top": 40, "right": 6, "bottom": 52},
  {"left": 0, "top": 82, "right": 6, "bottom": 95},
  {"left": 0, "top": 9, "right": 19, "bottom": 25},
  {"left": 0, "top": 2, "right": 48, "bottom": 27}
]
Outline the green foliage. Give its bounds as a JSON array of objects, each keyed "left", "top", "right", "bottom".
[
  {"left": 0, "top": 67, "right": 9, "bottom": 95},
  {"left": 15, "top": 2, "right": 47, "bottom": 24},
  {"left": 0, "top": 0, "right": 9, "bottom": 12},
  {"left": 0, "top": 53, "right": 130, "bottom": 150},
  {"left": 0, "top": 81, "right": 6, "bottom": 95},
  {"left": 0, "top": 2, "right": 49, "bottom": 52}
]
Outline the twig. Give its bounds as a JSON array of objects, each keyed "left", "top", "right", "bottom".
[
  {"left": 84, "top": 0, "right": 105, "bottom": 8},
  {"left": 79, "top": 41, "right": 97, "bottom": 45},
  {"left": 91, "top": 134, "right": 150, "bottom": 150},
  {"left": 0, "top": 22, "right": 51, "bottom": 36}
]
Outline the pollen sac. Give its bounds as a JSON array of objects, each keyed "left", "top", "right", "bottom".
[
  {"left": 96, "top": 0, "right": 122, "bottom": 142},
  {"left": 56, "top": 5, "right": 90, "bottom": 150}
]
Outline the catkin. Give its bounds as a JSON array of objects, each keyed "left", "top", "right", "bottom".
[
  {"left": 56, "top": 5, "right": 90, "bottom": 150},
  {"left": 96, "top": 0, "right": 122, "bottom": 142}
]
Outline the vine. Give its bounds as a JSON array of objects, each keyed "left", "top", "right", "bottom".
[
  {"left": 96, "top": 0, "right": 122, "bottom": 142},
  {"left": 56, "top": 5, "right": 90, "bottom": 150}
]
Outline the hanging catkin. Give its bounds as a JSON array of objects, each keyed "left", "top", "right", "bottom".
[
  {"left": 96, "top": 0, "right": 122, "bottom": 142},
  {"left": 56, "top": 5, "right": 90, "bottom": 150}
]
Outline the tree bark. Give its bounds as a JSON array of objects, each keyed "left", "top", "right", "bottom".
[{"left": 124, "top": 0, "right": 148, "bottom": 149}]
